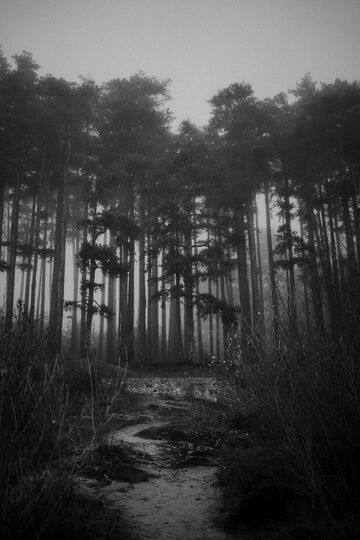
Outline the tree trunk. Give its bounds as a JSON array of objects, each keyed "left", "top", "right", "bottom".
[
  {"left": 304, "top": 194, "right": 324, "bottom": 336},
  {"left": 247, "top": 197, "right": 262, "bottom": 334},
  {"left": 299, "top": 214, "right": 311, "bottom": 335},
  {"left": 184, "top": 224, "right": 194, "bottom": 364},
  {"left": 351, "top": 185, "right": 360, "bottom": 267},
  {"left": 5, "top": 172, "right": 21, "bottom": 334},
  {"left": 264, "top": 179, "right": 279, "bottom": 344},
  {"left": 327, "top": 193, "right": 342, "bottom": 334},
  {"left": 215, "top": 276, "right": 221, "bottom": 359},
  {"left": 175, "top": 270, "right": 184, "bottom": 363},
  {"left": 255, "top": 197, "right": 264, "bottom": 316},
  {"left": 24, "top": 194, "right": 37, "bottom": 316},
  {"left": 236, "top": 206, "right": 251, "bottom": 357},
  {"left": 99, "top": 266, "right": 106, "bottom": 361},
  {"left": 138, "top": 193, "right": 147, "bottom": 363},
  {"left": 317, "top": 182, "right": 338, "bottom": 339},
  {"left": 29, "top": 165, "right": 45, "bottom": 339},
  {"left": 126, "top": 230, "right": 135, "bottom": 363},
  {"left": 283, "top": 177, "right": 297, "bottom": 337},
  {"left": 148, "top": 238, "right": 159, "bottom": 363},
  {"left": 70, "top": 225, "right": 80, "bottom": 354},
  {"left": 118, "top": 243, "right": 128, "bottom": 365},
  {"left": 160, "top": 249, "right": 167, "bottom": 362},
  {"left": 193, "top": 229, "right": 203, "bottom": 365},
  {"left": 207, "top": 229, "right": 214, "bottom": 358},
  {"left": 85, "top": 197, "right": 97, "bottom": 356},
  {"left": 80, "top": 198, "right": 88, "bottom": 356},
  {"left": 0, "top": 182, "right": 4, "bottom": 260},
  {"left": 39, "top": 198, "right": 49, "bottom": 337},
  {"left": 168, "top": 273, "right": 176, "bottom": 361},
  {"left": 106, "top": 232, "right": 117, "bottom": 363},
  {"left": 48, "top": 134, "right": 71, "bottom": 355}
]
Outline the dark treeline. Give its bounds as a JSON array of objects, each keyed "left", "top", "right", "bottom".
[{"left": 1, "top": 48, "right": 360, "bottom": 363}]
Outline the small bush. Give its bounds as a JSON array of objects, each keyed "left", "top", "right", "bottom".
[
  {"left": 0, "top": 329, "right": 122, "bottom": 539},
  {"left": 220, "top": 337, "right": 360, "bottom": 536}
]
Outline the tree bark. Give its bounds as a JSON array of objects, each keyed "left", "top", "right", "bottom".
[
  {"left": 160, "top": 249, "right": 167, "bottom": 362},
  {"left": 80, "top": 198, "right": 88, "bottom": 356},
  {"left": 138, "top": 193, "right": 147, "bottom": 363},
  {"left": 304, "top": 194, "right": 324, "bottom": 336},
  {"left": 5, "top": 172, "right": 21, "bottom": 334},
  {"left": 283, "top": 177, "right": 297, "bottom": 337},
  {"left": 0, "top": 182, "right": 4, "bottom": 260},
  {"left": 106, "top": 231, "right": 117, "bottom": 363},
  {"left": 24, "top": 194, "right": 37, "bottom": 316},
  {"left": 264, "top": 179, "right": 279, "bottom": 344},
  {"left": 236, "top": 206, "right": 251, "bottom": 357}
]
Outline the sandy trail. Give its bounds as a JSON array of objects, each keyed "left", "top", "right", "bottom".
[{"left": 102, "top": 395, "right": 235, "bottom": 540}]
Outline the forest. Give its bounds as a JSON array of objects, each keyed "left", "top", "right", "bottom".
[
  {"left": 1, "top": 49, "right": 359, "bottom": 363},
  {"left": 1, "top": 48, "right": 360, "bottom": 539}
]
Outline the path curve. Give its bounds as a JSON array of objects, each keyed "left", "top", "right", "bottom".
[{"left": 104, "top": 394, "right": 235, "bottom": 540}]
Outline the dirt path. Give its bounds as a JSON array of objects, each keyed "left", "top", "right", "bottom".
[{"left": 82, "top": 393, "right": 237, "bottom": 539}]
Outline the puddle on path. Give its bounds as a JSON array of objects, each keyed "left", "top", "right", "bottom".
[{"left": 80, "top": 395, "right": 237, "bottom": 540}]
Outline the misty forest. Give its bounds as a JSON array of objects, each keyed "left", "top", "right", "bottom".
[{"left": 1, "top": 49, "right": 360, "bottom": 540}]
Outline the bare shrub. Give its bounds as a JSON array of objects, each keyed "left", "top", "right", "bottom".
[
  {"left": 225, "top": 335, "right": 360, "bottom": 534},
  {"left": 0, "top": 328, "right": 116, "bottom": 539}
]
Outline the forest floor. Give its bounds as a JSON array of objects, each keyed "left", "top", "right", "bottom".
[
  {"left": 71, "top": 368, "right": 347, "bottom": 540},
  {"left": 74, "top": 381, "right": 253, "bottom": 540}
]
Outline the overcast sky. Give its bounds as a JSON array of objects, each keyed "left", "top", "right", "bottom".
[{"left": 1, "top": 0, "right": 360, "bottom": 129}]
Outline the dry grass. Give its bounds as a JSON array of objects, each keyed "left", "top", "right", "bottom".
[
  {"left": 0, "top": 326, "right": 128, "bottom": 540},
  {"left": 216, "top": 337, "right": 360, "bottom": 538}
]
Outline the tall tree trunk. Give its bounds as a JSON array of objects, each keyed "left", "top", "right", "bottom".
[
  {"left": 207, "top": 229, "right": 214, "bottom": 358},
  {"left": 317, "top": 182, "right": 338, "bottom": 339},
  {"left": 36, "top": 256, "right": 42, "bottom": 323},
  {"left": 175, "top": 270, "right": 184, "bottom": 363},
  {"left": 0, "top": 182, "right": 4, "bottom": 260},
  {"left": 138, "top": 193, "right": 147, "bottom": 363},
  {"left": 106, "top": 232, "right": 117, "bottom": 363},
  {"left": 80, "top": 198, "right": 88, "bottom": 356},
  {"left": 193, "top": 229, "right": 203, "bottom": 365},
  {"left": 247, "top": 197, "right": 262, "bottom": 334},
  {"left": 126, "top": 230, "right": 135, "bottom": 363},
  {"left": 48, "top": 134, "right": 71, "bottom": 355},
  {"left": 148, "top": 241, "right": 159, "bottom": 363},
  {"left": 264, "top": 179, "right": 279, "bottom": 344},
  {"left": 55, "top": 171, "right": 69, "bottom": 353},
  {"left": 84, "top": 197, "right": 97, "bottom": 356},
  {"left": 304, "top": 194, "right": 324, "bottom": 336},
  {"left": 70, "top": 225, "right": 80, "bottom": 354},
  {"left": 119, "top": 243, "right": 129, "bottom": 365},
  {"left": 168, "top": 273, "right": 178, "bottom": 362},
  {"left": 283, "top": 177, "right": 297, "bottom": 337},
  {"left": 327, "top": 193, "right": 342, "bottom": 333},
  {"left": 29, "top": 166, "right": 44, "bottom": 340},
  {"left": 184, "top": 224, "right": 194, "bottom": 364},
  {"left": 342, "top": 186, "right": 356, "bottom": 310},
  {"left": 98, "top": 268, "right": 106, "bottom": 361},
  {"left": 255, "top": 197, "right": 264, "bottom": 315},
  {"left": 299, "top": 214, "right": 311, "bottom": 336},
  {"left": 5, "top": 172, "right": 21, "bottom": 334},
  {"left": 39, "top": 198, "right": 49, "bottom": 337},
  {"left": 160, "top": 249, "right": 167, "bottom": 362},
  {"left": 351, "top": 185, "right": 360, "bottom": 267},
  {"left": 215, "top": 276, "right": 221, "bottom": 359},
  {"left": 24, "top": 195, "right": 37, "bottom": 316},
  {"left": 236, "top": 206, "right": 251, "bottom": 357}
]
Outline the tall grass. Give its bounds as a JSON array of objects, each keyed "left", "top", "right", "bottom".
[
  {"left": 0, "top": 321, "right": 125, "bottom": 540},
  {"left": 220, "top": 335, "right": 360, "bottom": 537}
]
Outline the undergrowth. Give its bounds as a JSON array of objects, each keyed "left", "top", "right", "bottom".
[
  {"left": 0, "top": 325, "right": 126, "bottom": 540},
  {"left": 216, "top": 336, "right": 360, "bottom": 539}
]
